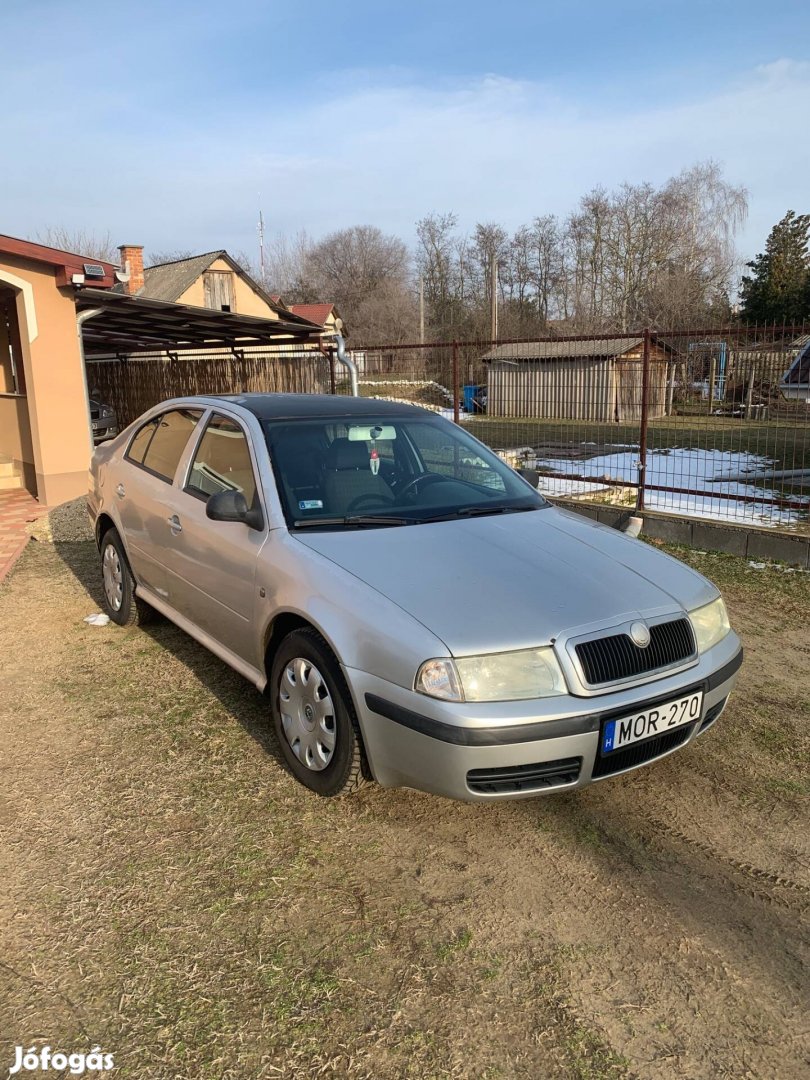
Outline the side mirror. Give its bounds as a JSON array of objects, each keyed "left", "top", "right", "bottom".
[
  {"left": 517, "top": 467, "right": 540, "bottom": 489},
  {"left": 205, "top": 490, "right": 264, "bottom": 530}
]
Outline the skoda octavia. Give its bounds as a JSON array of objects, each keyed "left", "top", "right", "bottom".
[{"left": 88, "top": 394, "right": 742, "bottom": 801}]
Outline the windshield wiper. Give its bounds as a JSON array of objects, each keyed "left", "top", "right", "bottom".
[
  {"left": 419, "top": 504, "right": 538, "bottom": 524},
  {"left": 292, "top": 515, "right": 414, "bottom": 529}
]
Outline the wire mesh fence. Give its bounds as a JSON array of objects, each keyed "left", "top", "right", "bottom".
[
  {"left": 87, "top": 325, "right": 810, "bottom": 533},
  {"left": 344, "top": 326, "right": 810, "bottom": 532}
]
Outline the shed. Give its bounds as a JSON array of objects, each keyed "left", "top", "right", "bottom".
[{"left": 480, "top": 338, "right": 674, "bottom": 422}]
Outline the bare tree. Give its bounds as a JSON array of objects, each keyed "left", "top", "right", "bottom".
[{"left": 37, "top": 227, "right": 118, "bottom": 262}]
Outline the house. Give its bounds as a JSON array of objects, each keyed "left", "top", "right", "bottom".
[
  {"left": 289, "top": 303, "right": 347, "bottom": 340},
  {"left": 481, "top": 338, "right": 674, "bottom": 422},
  {"left": 0, "top": 235, "right": 320, "bottom": 504}
]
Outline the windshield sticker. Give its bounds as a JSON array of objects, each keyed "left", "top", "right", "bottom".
[{"left": 298, "top": 500, "right": 323, "bottom": 510}]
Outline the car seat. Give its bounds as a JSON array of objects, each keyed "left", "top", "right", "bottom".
[{"left": 322, "top": 438, "right": 394, "bottom": 515}]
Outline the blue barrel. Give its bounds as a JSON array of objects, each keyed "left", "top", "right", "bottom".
[{"left": 463, "top": 384, "right": 486, "bottom": 413}]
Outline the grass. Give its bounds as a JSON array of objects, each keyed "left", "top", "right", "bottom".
[{"left": 1, "top": 537, "right": 808, "bottom": 1079}]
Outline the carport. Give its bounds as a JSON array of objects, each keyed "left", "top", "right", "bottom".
[{"left": 0, "top": 233, "right": 321, "bottom": 506}]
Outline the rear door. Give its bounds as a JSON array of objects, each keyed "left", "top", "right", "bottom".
[
  {"left": 160, "top": 411, "right": 268, "bottom": 667},
  {"left": 116, "top": 407, "right": 203, "bottom": 596}
]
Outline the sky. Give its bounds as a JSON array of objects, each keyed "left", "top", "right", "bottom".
[{"left": 2, "top": 0, "right": 809, "bottom": 267}]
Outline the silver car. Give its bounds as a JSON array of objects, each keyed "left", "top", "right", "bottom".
[{"left": 88, "top": 394, "right": 742, "bottom": 801}]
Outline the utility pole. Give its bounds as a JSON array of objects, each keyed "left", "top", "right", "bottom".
[
  {"left": 257, "top": 207, "right": 265, "bottom": 284},
  {"left": 419, "top": 276, "right": 425, "bottom": 344},
  {"left": 490, "top": 255, "right": 498, "bottom": 341}
]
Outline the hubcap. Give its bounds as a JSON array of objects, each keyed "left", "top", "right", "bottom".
[
  {"left": 102, "top": 543, "right": 123, "bottom": 612},
  {"left": 278, "top": 658, "right": 336, "bottom": 771}
]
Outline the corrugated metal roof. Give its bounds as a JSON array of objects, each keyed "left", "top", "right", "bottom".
[
  {"left": 140, "top": 251, "right": 225, "bottom": 302},
  {"left": 481, "top": 339, "right": 644, "bottom": 362}
]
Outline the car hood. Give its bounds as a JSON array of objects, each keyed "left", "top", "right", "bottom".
[{"left": 293, "top": 507, "right": 718, "bottom": 656}]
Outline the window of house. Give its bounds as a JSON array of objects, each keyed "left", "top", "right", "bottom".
[
  {"left": 203, "top": 271, "right": 236, "bottom": 313},
  {"left": 128, "top": 409, "right": 202, "bottom": 481},
  {"left": 186, "top": 414, "right": 257, "bottom": 506}
]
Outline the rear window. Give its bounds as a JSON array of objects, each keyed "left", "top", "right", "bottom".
[{"left": 129, "top": 409, "right": 202, "bottom": 482}]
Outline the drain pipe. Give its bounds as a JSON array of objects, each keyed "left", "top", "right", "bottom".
[
  {"left": 77, "top": 307, "right": 104, "bottom": 455},
  {"left": 331, "top": 333, "right": 359, "bottom": 397}
]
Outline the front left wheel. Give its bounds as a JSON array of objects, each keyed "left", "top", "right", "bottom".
[{"left": 270, "top": 629, "right": 369, "bottom": 797}]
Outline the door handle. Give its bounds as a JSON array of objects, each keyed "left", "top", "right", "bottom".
[
  {"left": 168, "top": 514, "right": 182, "bottom": 534},
  {"left": 116, "top": 483, "right": 125, "bottom": 498}
]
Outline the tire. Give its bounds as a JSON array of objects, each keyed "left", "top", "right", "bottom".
[
  {"left": 270, "top": 629, "right": 369, "bottom": 797},
  {"left": 99, "top": 527, "right": 156, "bottom": 627}
]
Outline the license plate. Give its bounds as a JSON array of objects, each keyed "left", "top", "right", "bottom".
[
  {"left": 601, "top": 691, "right": 703, "bottom": 754},
  {"left": 92, "top": 420, "right": 102, "bottom": 430}
]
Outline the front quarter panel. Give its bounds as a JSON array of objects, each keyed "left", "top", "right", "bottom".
[{"left": 258, "top": 530, "right": 450, "bottom": 690}]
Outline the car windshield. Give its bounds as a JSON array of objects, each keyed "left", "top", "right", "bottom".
[{"left": 263, "top": 413, "right": 547, "bottom": 528}]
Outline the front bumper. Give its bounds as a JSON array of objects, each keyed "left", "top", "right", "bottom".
[{"left": 347, "top": 632, "right": 742, "bottom": 801}]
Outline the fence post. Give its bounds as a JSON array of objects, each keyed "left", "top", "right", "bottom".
[
  {"left": 452, "top": 340, "right": 460, "bottom": 425},
  {"left": 638, "top": 328, "right": 651, "bottom": 511}
]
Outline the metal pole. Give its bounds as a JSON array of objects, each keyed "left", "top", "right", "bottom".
[
  {"left": 490, "top": 257, "right": 498, "bottom": 342},
  {"left": 419, "top": 276, "right": 425, "bottom": 345},
  {"left": 452, "top": 340, "right": 460, "bottom": 425},
  {"left": 638, "top": 328, "right": 651, "bottom": 511}
]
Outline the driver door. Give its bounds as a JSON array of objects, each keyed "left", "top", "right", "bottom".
[{"left": 160, "top": 412, "right": 268, "bottom": 668}]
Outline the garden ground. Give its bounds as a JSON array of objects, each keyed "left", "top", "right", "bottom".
[{"left": 0, "top": 533, "right": 807, "bottom": 1079}]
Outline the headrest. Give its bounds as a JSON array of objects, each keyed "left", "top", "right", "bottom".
[{"left": 325, "top": 437, "right": 371, "bottom": 470}]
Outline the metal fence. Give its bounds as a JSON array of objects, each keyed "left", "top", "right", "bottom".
[
  {"left": 342, "top": 326, "right": 810, "bottom": 532},
  {"left": 87, "top": 325, "right": 810, "bottom": 533}
]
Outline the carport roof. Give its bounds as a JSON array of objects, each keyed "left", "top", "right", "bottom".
[{"left": 76, "top": 288, "right": 323, "bottom": 357}]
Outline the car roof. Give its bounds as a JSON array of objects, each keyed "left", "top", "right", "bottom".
[{"left": 213, "top": 393, "right": 428, "bottom": 421}]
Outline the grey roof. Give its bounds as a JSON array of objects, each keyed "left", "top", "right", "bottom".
[
  {"left": 481, "top": 339, "right": 644, "bottom": 362},
  {"left": 221, "top": 393, "right": 425, "bottom": 420},
  {"left": 141, "top": 251, "right": 226, "bottom": 302}
]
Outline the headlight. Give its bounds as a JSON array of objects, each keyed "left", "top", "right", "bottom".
[
  {"left": 689, "top": 596, "right": 730, "bottom": 653},
  {"left": 100, "top": 406, "right": 113, "bottom": 418},
  {"left": 415, "top": 647, "right": 567, "bottom": 702}
]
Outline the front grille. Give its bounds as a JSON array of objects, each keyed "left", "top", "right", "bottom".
[
  {"left": 576, "top": 617, "right": 694, "bottom": 686},
  {"left": 467, "top": 757, "right": 581, "bottom": 795},
  {"left": 592, "top": 723, "right": 695, "bottom": 778},
  {"left": 90, "top": 408, "right": 100, "bottom": 420}
]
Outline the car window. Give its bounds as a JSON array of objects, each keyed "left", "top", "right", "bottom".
[
  {"left": 264, "top": 415, "right": 546, "bottom": 526},
  {"left": 186, "top": 413, "right": 258, "bottom": 506},
  {"left": 139, "top": 409, "right": 203, "bottom": 482},
  {"left": 126, "top": 417, "right": 160, "bottom": 464},
  {"left": 408, "top": 422, "right": 507, "bottom": 492}
]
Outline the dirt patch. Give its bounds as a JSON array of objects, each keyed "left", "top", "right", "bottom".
[{"left": 0, "top": 540, "right": 807, "bottom": 1078}]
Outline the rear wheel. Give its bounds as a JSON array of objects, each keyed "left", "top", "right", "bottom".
[
  {"left": 270, "top": 629, "right": 369, "bottom": 796},
  {"left": 99, "top": 528, "right": 155, "bottom": 627}
]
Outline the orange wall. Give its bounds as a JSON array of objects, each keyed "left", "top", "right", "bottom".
[{"left": 0, "top": 253, "right": 92, "bottom": 505}]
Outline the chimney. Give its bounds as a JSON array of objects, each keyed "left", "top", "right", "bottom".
[{"left": 118, "top": 244, "right": 144, "bottom": 294}]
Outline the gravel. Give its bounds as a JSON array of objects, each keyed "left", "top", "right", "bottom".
[{"left": 31, "top": 497, "right": 94, "bottom": 544}]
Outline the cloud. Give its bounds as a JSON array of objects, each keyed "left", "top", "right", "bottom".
[{"left": 2, "top": 52, "right": 808, "bottom": 262}]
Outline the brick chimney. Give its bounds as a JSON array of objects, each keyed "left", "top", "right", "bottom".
[{"left": 118, "top": 244, "right": 144, "bottom": 294}]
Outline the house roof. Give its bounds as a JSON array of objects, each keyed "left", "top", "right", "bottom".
[
  {"left": 141, "top": 251, "right": 225, "bottom": 303},
  {"left": 481, "top": 338, "right": 672, "bottom": 362},
  {"left": 289, "top": 303, "right": 338, "bottom": 327},
  {"left": 76, "top": 288, "right": 322, "bottom": 358},
  {"left": 0, "top": 233, "right": 119, "bottom": 288},
  {"left": 139, "top": 250, "right": 319, "bottom": 330}
]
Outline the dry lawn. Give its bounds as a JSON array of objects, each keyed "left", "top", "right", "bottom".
[{"left": 0, "top": 536, "right": 808, "bottom": 1079}]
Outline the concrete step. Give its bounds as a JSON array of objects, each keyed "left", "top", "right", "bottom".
[{"left": 0, "top": 472, "right": 23, "bottom": 491}]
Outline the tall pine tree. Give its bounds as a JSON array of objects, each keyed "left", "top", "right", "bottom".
[{"left": 740, "top": 211, "right": 810, "bottom": 323}]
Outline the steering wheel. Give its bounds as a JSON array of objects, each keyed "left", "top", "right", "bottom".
[
  {"left": 396, "top": 473, "right": 447, "bottom": 500},
  {"left": 345, "top": 493, "right": 397, "bottom": 514}
]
